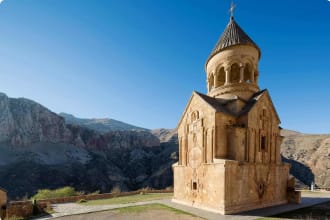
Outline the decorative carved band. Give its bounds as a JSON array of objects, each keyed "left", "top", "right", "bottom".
[{"left": 209, "top": 84, "right": 259, "bottom": 97}]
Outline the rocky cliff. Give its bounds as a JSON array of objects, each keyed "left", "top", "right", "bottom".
[
  {"left": 151, "top": 128, "right": 178, "bottom": 143},
  {"left": 0, "top": 93, "right": 171, "bottom": 199},
  {"left": 0, "top": 93, "right": 71, "bottom": 146}
]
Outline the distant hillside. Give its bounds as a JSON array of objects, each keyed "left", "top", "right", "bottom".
[
  {"left": 281, "top": 129, "right": 330, "bottom": 188},
  {"left": 151, "top": 128, "right": 178, "bottom": 143},
  {"left": 0, "top": 93, "right": 174, "bottom": 200},
  {"left": 59, "top": 113, "right": 149, "bottom": 133}
]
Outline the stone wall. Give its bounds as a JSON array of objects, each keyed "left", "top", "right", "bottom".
[
  {"left": 173, "top": 159, "right": 293, "bottom": 214},
  {"left": 223, "top": 161, "right": 290, "bottom": 214},
  {"left": 0, "top": 189, "right": 6, "bottom": 206},
  {"left": 0, "top": 189, "right": 7, "bottom": 219},
  {"left": 6, "top": 201, "right": 33, "bottom": 219}
]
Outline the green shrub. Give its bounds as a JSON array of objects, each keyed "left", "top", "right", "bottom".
[{"left": 31, "top": 186, "right": 80, "bottom": 200}]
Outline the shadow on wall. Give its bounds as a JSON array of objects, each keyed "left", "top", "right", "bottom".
[{"left": 281, "top": 155, "right": 315, "bottom": 187}]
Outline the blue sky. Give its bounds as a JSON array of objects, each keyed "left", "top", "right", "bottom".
[{"left": 0, "top": 0, "right": 329, "bottom": 133}]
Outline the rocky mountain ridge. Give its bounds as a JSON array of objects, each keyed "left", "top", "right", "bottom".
[
  {"left": 59, "top": 113, "right": 148, "bottom": 133},
  {"left": 0, "top": 93, "right": 170, "bottom": 199},
  {"left": 0, "top": 92, "right": 328, "bottom": 199},
  {"left": 151, "top": 128, "right": 178, "bottom": 143},
  {"left": 0, "top": 93, "right": 70, "bottom": 146}
]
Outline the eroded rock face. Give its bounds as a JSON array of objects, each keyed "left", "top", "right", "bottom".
[
  {"left": 0, "top": 93, "right": 165, "bottom": 199},
  {"left": 0, "top": 93, "right": 16, "bottom": 142},
  {"left": 0, "top": 93, "right": 72, "bottom": 146},
  {"left": 151, "top": 128, "right": 178, "bottom": 143},
  {"left": 67, "top": 125, "right": 160, "bottom": 150},
  {"left": 0, "top": 93, "right": 160, "bottom": 149}
]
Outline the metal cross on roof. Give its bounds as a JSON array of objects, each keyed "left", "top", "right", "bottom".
[{"left": 229, "top": 1, "right": 236, "bottom": 18}]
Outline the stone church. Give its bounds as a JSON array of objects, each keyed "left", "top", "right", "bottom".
[{"left": 172, "top": 11, "right": 300, "bottom": 214}]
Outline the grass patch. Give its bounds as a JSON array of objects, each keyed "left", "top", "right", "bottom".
[
  {"left": 115, "top": 203, "right": 197, "bottom": 217},
  {"left": 83, "top": 193, "right": 173, "bottom": 206},
  {"left": 31, "top": 186, "right": 82, "bottom": 200},
  {"left": 7, "top": 216, "right": 25, "bottom": 220}
]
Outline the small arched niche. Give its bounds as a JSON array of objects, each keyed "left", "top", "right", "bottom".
[
  {"left": 231, "top": 63, "right": 240, "bottom": 83},
  {"left": 191, "top": 111, "right": 199, "bottom": 123},
  {"left": 244, "top": 63, "right": 252, "bottom": 83},
  {"left": 217, "top": 67, "right": 225, "bottom": 87}
]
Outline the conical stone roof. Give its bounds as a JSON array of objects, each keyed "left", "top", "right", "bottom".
[{"left": 207, "top": 17, "right": 261, "bottom": 63}]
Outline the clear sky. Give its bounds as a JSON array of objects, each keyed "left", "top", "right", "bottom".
[{"left": 0, "top": 0, "right": 329, "bottom": 133}]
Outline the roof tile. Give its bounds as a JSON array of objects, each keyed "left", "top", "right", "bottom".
[{"left": 207, "top": 17, "right": 260, "bottom": 63}]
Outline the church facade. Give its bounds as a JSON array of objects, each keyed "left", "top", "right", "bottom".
[{"left": 172, "top": 14, "right": 300, "bottom": 214}]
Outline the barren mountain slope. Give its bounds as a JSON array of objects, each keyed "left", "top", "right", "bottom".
[
  {"left": 0, "top": 93, "right": 173, "bottom": 199},
  {"left": 151, "top": 128, "right": 178, "bottom": 143},
  {"left": 59, "top": 113, "right": 148, "bottom": 133}
]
